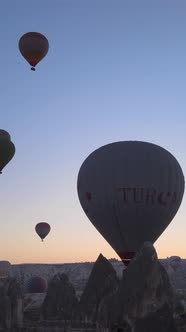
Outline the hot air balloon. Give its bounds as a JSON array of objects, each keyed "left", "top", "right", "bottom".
[
  {"left": 77, "top": 141, "right": 185, "bottom": 266},
  {"left": 26, "top": 276, "right": 48, "bottom": 293},
  {"left": 0, "top": 261, "right": 11, "bottom": 279},
  {"left": 0, "top": 129, "right": 15, "bottom": 173},
  {"left": 18, "top": 32, "right": 49, "bottom": 71},
  {"left": 35, "top": 222, "right": 51, "bottom": 241}
]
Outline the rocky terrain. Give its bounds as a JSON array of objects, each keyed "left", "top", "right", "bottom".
[
  {"left": 0, "top": 277, "right": 23, "bottom": 330},
  {"left": 0, "top": 251, "right": 186, "bottom": 331},
  {"left": 10, "top": 256, "right": 186, "bottom": 295},
  {"left": 77, "top": 254, "right": 119, "bottom": 323}
]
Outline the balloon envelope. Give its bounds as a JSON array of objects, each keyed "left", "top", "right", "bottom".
[
  {"left": 0, "top": 129, "right": 15, "bottom": 173},
  {"left": 35, "top": 222, "right": 51, "bottom": 241},
  {"left": 0, "top": 130, "right": 11, "bottom": 140},
  {"left": 77, "top": 141, "right": 185, "bottom": 266},
  {"left": 26, "top": 276, "right": 47, "bottom": 293},
  {"left": 19, "top": 32, "right": 49, "bottom": 69}
]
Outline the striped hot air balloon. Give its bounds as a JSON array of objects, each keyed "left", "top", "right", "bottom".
[{"left": 77, "top": 141, "right": 185, "bottom": 266}]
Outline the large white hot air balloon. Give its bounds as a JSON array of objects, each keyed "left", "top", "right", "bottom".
[{"left": 77, "top": 141, "right": 185, "bottom": 266}]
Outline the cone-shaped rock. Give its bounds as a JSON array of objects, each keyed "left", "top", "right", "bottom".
[
  {"left": 98, "top": 242, "right": 176, "bottom": 330},
  {"left": 79, "top": 254, "right": 119, "bottom": 322},
  {"left": 0, "top": 277, "right": 23, "bottom": 329},
  {"left": 42, "top": 273, "right": 78, "bottom": 320}
]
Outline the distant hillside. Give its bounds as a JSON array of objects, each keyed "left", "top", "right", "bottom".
[{"left": 10, "top": 257, "right": 186, "bottom": 294}]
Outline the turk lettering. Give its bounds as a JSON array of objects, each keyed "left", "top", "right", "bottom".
[{"left": 117, "top": 187, "right": 177, "bottom": 206}]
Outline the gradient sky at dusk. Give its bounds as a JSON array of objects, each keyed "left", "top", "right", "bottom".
[{"left": 0, "top": 0, "right": 186, "bottom": 263}]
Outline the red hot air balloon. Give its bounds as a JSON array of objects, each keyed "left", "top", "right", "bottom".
[
  {"left": 18, "top": 32, "right": 49, "bottom": 71},
  {"left": 0, "top": 129, "right": 15, "bottom": 174},
  {"left": 77, "top": 141, "right": 185, "bottom": 266},
  {"left": 35, "top": 222, "right": 51, "bottom": 241},
  {"left": 26, "top": 276, "right": 48, "bottom": 293}
]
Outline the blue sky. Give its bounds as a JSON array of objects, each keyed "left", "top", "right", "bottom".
[{"left": 0, "top": 0, "right": 186, "bottom": 263}]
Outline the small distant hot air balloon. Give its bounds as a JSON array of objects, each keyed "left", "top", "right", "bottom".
[
  {"left": 18, "top": 32, "right": 49, "bottom": 71},
  {"left": 0, "top": 129, "right": 15, "bottom": 174},
  {"left": 35, "top": 222, "right": 51, "bottom": 241},
  {"left": 26, "top": 276, "right": 47, "bottom": 293},
  {"left": 77, "top": 141, "right": 185, "bottom": 266},
  {"left": 0, "top": 261, "right": 11, "bottom": 279}
]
